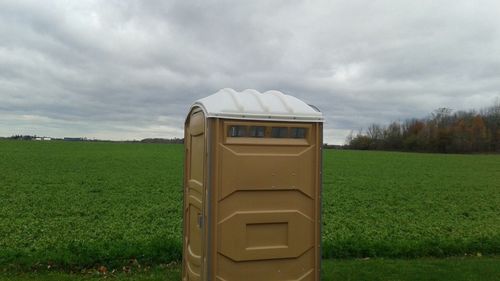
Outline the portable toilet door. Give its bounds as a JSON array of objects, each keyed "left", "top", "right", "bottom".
[
  {"left": 184, "top": 106, "right": 207, "bottom": 280},
  {"left": 183, "top": 88, "right": 324, "bottom": 281}
]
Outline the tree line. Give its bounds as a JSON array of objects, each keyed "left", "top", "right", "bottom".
[
  {"left": 4, "top": 135, "right": 184, "bottom": 144},
  {"left": 347, "top": 101, "right": 500, "bottom": 153}
]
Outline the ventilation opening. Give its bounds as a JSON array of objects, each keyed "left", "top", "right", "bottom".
[{"left": 227, "top": 125, "right": 308, "bottom": 139}]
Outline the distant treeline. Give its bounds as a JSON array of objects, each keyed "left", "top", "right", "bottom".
[
  {"left": 8, "top": 135, "right": 38, "bottom": 140},
  {"left": 4, "top": 135, "right": 184, "bottom": 144},
  {"left": 7, "top": 135, "right": 90, "bottom": 141},
  {"left": 347, "top": 101, "right": 500, "bottom": 153},
  {"left": 140, "top": 138, "right": 183, "bottom": 144}
]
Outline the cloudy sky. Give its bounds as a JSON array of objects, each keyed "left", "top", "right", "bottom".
[{"left": 1, "top": 0, "right": 499, "bottom": 144}]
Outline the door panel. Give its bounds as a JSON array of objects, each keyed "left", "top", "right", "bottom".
[{"left": 184, "top": 110, "right": 205, "bottom": 281}]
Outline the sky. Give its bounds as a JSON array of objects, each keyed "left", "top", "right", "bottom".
[{"left": 1, "top": 1, "right": 500, "bottom": 144}]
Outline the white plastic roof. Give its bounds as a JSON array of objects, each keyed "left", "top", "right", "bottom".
[{"left": 191, "top": 88, "right": 324, "bottom": 122}]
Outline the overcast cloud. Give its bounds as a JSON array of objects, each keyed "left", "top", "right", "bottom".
[{"left": 1, "top": 0, "right": 500, "bottom": 144}]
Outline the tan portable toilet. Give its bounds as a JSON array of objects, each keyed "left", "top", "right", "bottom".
[{"left": 183, "top": 88, "right": 324, "bottom": 281}]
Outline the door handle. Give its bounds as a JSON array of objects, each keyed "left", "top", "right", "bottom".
[{"left": 197, "top": 213, "right": 203, "bottom": 228}]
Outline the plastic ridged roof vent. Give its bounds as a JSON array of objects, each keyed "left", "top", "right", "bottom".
[{"left": 191, "top": 88, "right": 324, "bottom": 122}]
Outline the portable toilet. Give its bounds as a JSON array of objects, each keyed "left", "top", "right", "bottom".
[{"left": 183, "top": 88, "right": 324, "bottom": 281}]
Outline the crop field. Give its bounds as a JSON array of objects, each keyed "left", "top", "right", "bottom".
[{"left": 0, "top": 139, "right": 499, "bottom": 272}]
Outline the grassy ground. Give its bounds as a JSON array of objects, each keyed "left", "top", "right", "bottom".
[
  {"left": 323, "top": 150, "right": 500, "bottom": 258},
  {"left": 0, "top": 140, "right": 499, "bottom": 270},
  {"left": 323, "top": 256, "right": 500, "bottom": 281},
  {"left": 1, "top": 257, "right": 499, "bottom": 280},
  {"left": 0, "top": 265, "right": 180, "bottom": 281},
  {"left": 0, "top": 141, "right": 183, "bottom": 269}
]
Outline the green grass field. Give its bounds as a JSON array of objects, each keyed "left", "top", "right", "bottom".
[
  {"left": 2, "top": 257, "right": 500, "bottom": 281},
  {"left": 323, "top": 150, "right": 500, "bottom": 258},
  {"left": 0, "top": 140, "right": 184, "bottom": 269},
  {"left": 1, "top": 140, "right": 499, "bottom": 277}
]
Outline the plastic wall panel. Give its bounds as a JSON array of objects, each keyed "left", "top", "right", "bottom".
[
  {"left": 212, "top": 120, "right": 320, "bottom": 281},
  {"left": 184, "top": 115, "right": 322, "bottom": 281}
]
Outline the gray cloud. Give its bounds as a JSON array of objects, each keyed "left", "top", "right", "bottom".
[{"left": 1, "top": 0, "right": 500, "bottom": 143}]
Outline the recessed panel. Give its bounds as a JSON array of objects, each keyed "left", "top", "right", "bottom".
[
  {"left": 216, "top": 249, "right": 315, "bottom": 281},
  {"left": 219, "top": 145, "right": 315, "bottom": 199},
  {"left": 188, "top": 204, "right": 202, "bottom": 257},
  {"left": 189, "top": 112, "right": 204, "bottom": 136},
  {"left": 219, "top": 211, "right": 313, "bottom": 262},
  {"left": 246, "top": 222, "right": 288, "bottom": 250},
  {"left": 190, "top": 135, "right": 204, "bottom": 183},
  {"left": 218, "top": 190, "right": 313, "bottom": 220}
]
